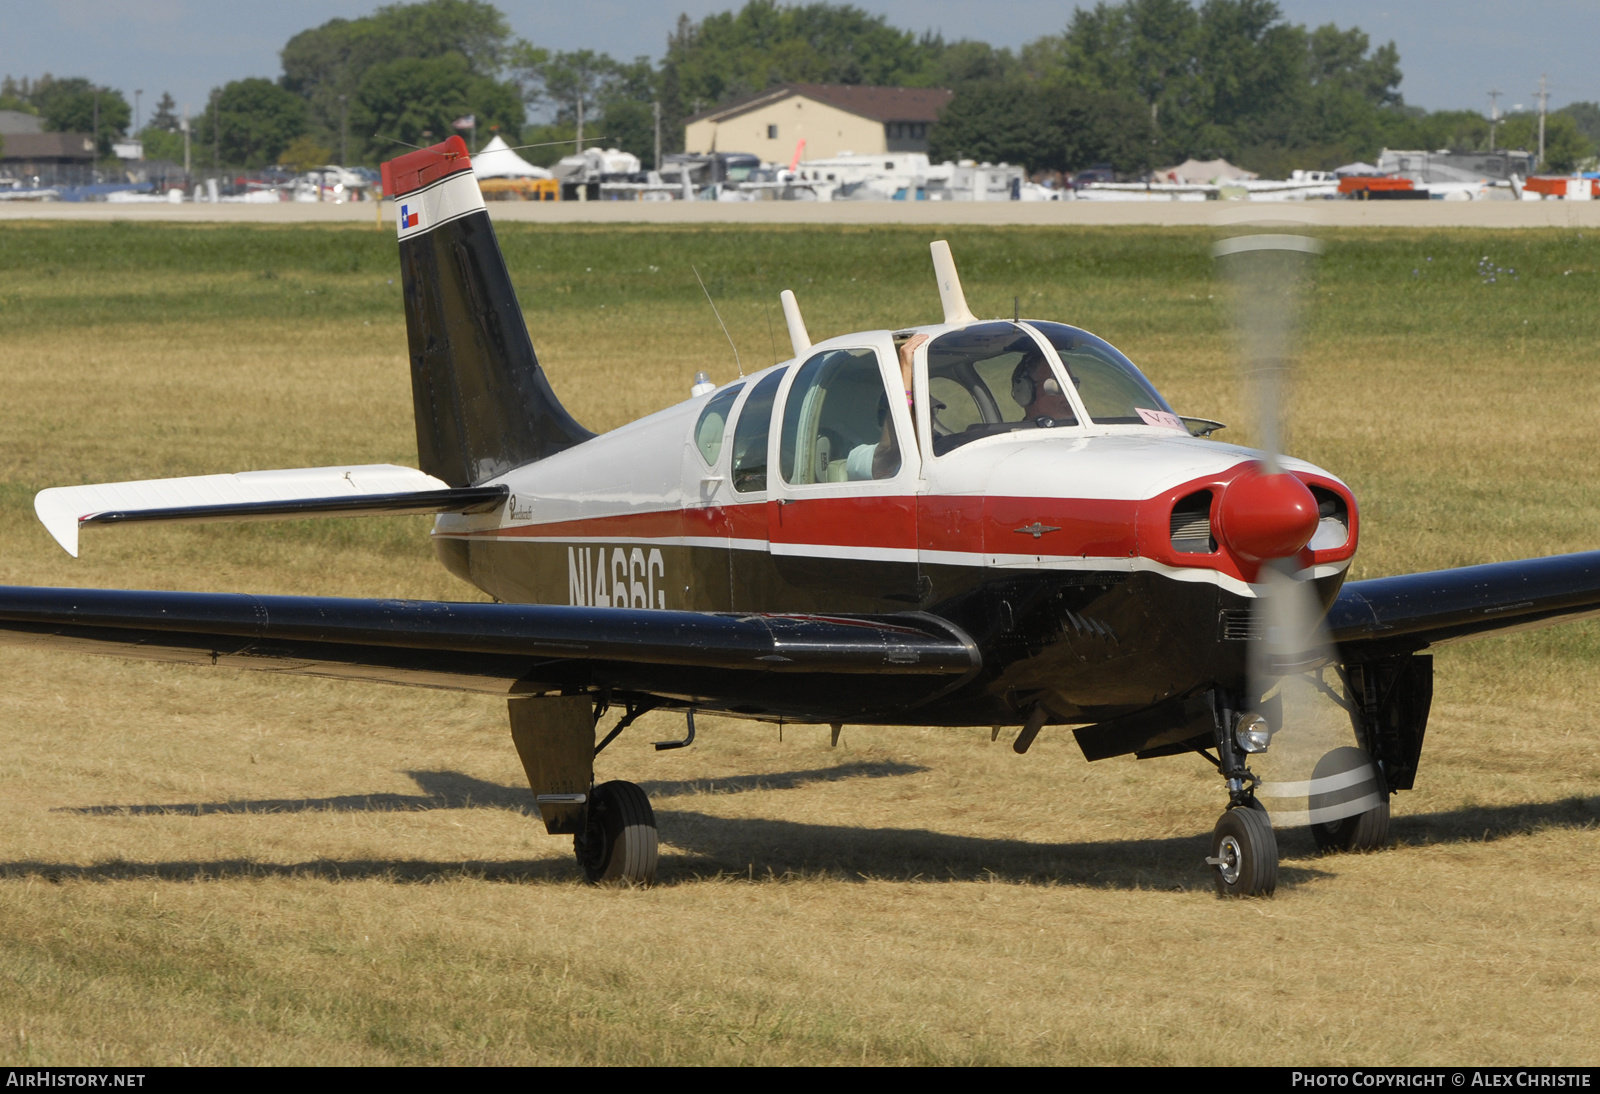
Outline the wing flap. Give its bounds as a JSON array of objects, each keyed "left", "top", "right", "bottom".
[
  {"left": 1331, "top": 550, "right": 1600, "bottom": 659},
  {"left": 35, "top": 465, "right": 505, "bottom": 557}
]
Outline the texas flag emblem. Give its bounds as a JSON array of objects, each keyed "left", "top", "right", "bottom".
[{"left": 400, "top": 204, "right": 419, "bottom": 230}]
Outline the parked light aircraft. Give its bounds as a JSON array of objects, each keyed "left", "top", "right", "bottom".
[{"left": 5, "top": 136, "right": 1599, "bottom": 896}]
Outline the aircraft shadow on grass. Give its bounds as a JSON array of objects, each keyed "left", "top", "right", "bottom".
[
  {"left": 59, "top": 760, "right": 929, "bottom": 818},
  {"left": 24, "top": 771, "right": 1596, "bottom": 892}
]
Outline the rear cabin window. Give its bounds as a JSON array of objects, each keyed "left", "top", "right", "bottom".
[
  {"left": 730, "top": 369, "right": 785, "bottom": 493},
  {"left": 693, "top": 384, "right": 743, "bottom": 466},
  {"left": 778, "top": 348, "right": 900, "bottom": 484},
  {"left": 1026, "top": 321, "right": 1177, "bottom": 426}
]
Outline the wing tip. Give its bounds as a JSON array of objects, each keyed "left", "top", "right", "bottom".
[{"left": 33, "top": 488, "right": 81, "bottom": 557}]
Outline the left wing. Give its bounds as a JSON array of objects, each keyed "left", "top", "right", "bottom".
[
  {"left": 1331, "top": 550, "right": 1600, "bottom": 659},
  {"left": 0, "top": 585, "right": 980, "bottom": 720}
]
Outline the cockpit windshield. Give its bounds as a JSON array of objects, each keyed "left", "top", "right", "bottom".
[
  {"left": 926, "top": 322, "right": 1077, "bottom": 455},
  {"left": 1024, "top": 321, "right": 1178, "bottom": 427}
]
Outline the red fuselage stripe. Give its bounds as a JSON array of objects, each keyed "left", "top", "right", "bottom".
[{"left": 444, "top": 466, "right": 1360, "bottom": 586}]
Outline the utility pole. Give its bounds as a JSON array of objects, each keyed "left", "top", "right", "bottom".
[
  {"left": 1536, "top": 74, "right": 1549, "bottom": 169},
  {"left": 575, "top": 96, "right": 586, "bottom": 202},
  {"left": 182, "top": 107, "right": 190, "bottom": 176},
  {"left": 92, "top": 88, "right": 100, "bottom": 182},
  {"left": 339, "top": 95, "right": 348, "bottom": 165},
  {"left": 1487, "top": 89, "right": 1502, "bottom": 150},
  {"left": 210, "top": 88, "right": 219, "bottom": 172},
  {"left": 653, "top": 100, "right": 661, "bottom": 172},
  {"left": 134, "top": 89, "right": 142, "bottom": 136}
]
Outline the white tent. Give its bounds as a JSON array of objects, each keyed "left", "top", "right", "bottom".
[
  {"left": 472, "top": 135, "right": 552, "bottom": 180},
  {"left": 1157, "top": 157, "right": 1258, "bottom": 184},
  {"left": 1334, "top": 161, "right": 1383, "bottom": 177}
]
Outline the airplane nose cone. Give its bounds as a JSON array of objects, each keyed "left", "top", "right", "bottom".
[{"left": 1217, "top": 465, "right": 1320, "bottom": 563}]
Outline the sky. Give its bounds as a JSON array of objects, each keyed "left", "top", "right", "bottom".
[{"left": 1, "top": 0, "right": 1595, "bottom": 126}]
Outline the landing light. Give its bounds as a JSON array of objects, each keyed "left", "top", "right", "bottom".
[{"left": 1234, "top": 713, "right": 1271, "bottom": 754}]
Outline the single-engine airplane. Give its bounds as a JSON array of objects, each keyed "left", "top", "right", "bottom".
[{"left": 6, "top": 136, "right": 1600, "bottom": 897}]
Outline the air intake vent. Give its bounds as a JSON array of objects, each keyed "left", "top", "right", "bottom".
[
  {"left": 1307, "top": 485, "right": 1350, "bottom": 550},
  {"left": 1170, "top": 490, "right": 1216, "bottom": 554},
  {"left": 1219, "top": 609, "right": 1259, "bottom": 641}
]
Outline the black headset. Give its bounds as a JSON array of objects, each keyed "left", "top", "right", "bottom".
[{"left": 1011, "top": 353, "right": 1062, "bottom": 407}]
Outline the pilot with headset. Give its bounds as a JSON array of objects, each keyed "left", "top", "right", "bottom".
[{"left": 1012, "top": 348, "right": 1077, "bottom": 425}]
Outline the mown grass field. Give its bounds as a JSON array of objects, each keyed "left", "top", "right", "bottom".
[{"left": 0, "top": 220, "right": 1597, "bottom": 1065}]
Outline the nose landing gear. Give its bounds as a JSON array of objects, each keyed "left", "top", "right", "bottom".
[{"left": 1203, "top": 692, "right": 1279, "bottom": 897}]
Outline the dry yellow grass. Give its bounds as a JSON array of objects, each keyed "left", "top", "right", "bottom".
[{"left": 0, "top": 222, "right": 1596, "bottom": 1065}]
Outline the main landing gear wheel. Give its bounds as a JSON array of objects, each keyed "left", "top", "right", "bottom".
[
  {"left": 1210, "top": 804, "right": 1278, "bottom": 898},
  {"left": 575, "top": 780, "right": 658, "bottom": 886},
  {"left": 1308, "top": 746, "right": 1392, "bottom": 854},
  {"left": 1311, "top": 798, "right": 1391, "bottom": 853}
]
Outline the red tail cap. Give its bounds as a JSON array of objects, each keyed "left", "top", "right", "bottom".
[{"left": 380, "top": 135, "right": 472, "bottom": 199}]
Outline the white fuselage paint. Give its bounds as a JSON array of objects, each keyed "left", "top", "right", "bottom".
[{"left": 432, "top": 328, "right": 1355, "bottom": 606}]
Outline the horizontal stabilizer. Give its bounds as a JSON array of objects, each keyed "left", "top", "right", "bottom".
[{"left": 35, "top": 465, "right": 506, "bottom": 557}]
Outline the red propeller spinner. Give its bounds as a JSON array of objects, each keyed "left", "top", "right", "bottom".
[{"left": 1216, "top": 462, "right": 1320, "bottom": 564}]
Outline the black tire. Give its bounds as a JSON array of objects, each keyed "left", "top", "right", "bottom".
[
  {"left": 1308, "top": 746, "right": 1391, "bottom": 854},
  {"left": 1312, "top": 798, "right": 1391, "bottom": 853},
  {"left": 1211, "top": 805, "right": 1278, "bottom": 897},
  {"left": 574, "top": 780, "right": 658, "bottom": 886}
]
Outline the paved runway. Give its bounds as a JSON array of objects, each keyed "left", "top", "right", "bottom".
[{"left": 4, "top": 196, "right": 1599, "bottom": 228}]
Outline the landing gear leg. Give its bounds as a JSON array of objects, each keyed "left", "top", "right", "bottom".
[
  {"left": 1205, "top": 692, "right": 1278, "bottom": 897},
  {"left": 507, "top": 694, "right": 660, "bottom": 886}
]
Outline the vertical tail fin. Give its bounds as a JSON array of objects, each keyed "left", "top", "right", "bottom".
[{"left": 382, "top": 136, "right": 593, "bottom": 487}]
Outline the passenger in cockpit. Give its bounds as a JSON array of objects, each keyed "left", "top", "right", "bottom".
[
  {"left": 897, "top": 332, "right": 929, "bottom": 411},
  {"left": 846, "top": 333, "right": 928, "bottom": 480}
]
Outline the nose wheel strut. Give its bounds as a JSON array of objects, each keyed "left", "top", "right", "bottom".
[{"left": 1203, "top": 691, "right": 1279, "bottom": 897}]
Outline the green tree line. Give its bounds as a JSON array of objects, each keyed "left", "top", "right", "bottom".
[{"left": 4, "top": 0, "right": 1596, "bottom": 175}]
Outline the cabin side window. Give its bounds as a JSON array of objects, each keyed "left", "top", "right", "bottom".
[
  {"left": 693, "top": 384, "right": 743, "bottom": 466},
  {"left": 778, "top": 348, "right": 900, "bottom": 485},
  {"left": 730, "top": 369, "right": 785, "bottom": 493}
]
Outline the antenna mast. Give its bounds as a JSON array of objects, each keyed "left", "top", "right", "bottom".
[{"left": 693, "top": 266, "right": 743, "bottom": 377}]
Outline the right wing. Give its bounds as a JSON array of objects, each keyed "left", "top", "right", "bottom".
[{"left": 0, "top": 585, "right": 980, "bottom": 719}]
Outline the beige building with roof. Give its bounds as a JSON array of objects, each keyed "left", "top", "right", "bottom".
[
  {"left": 0, "top": 110, "right": 96, "bottom": 172},
  {"left": 683, "top": 84, "right": 953, "bottom": 162}
]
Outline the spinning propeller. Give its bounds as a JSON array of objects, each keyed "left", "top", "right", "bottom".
[{"left": 1213, "top": 232, "right": 1386, "bottom": 844}]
